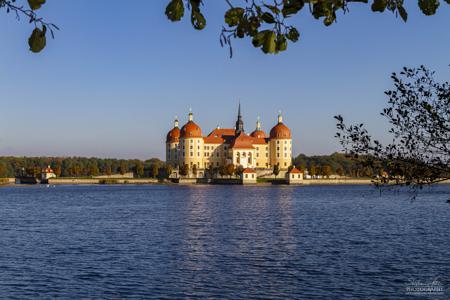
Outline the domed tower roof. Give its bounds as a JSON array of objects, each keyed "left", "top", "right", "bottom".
[
  {"left": 250, "top": 117, "right": 267, "bottom": 139},
  {"left": 270, "top": 112, "right": 291, "bottom": 139},
  {"left": 166, "top": 117, "right": 180, "bottom": 143},
  {"left": 180, "top": 111, "right": 202, "bottom": 138}
]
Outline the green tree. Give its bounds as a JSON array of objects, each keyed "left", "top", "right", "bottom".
[
  {"left": 165, "top": 164, "right": 173, "bottom": 179},
  {"left": 151, "top": 164, "right": 159, "bottom": 178},
  {"left": 0, "top": 162, "right": 7, "bottom": 178},
  {"left": 53, "top": 164, "right": 62, "bottom": 177},
  {"left": 225, "top": 164, "right": 235, "bottom": 178},
  {"left": 321, "top": 165, "right": 332, "bottom": 178},
  {"left": 273, "top": 163, "right": 280, "bottom": 178},
  {"left": 219, "top": 166, "right": 226, "bottom": 177},
  {"left": 119, "top": 161, "right": 128, "bottom": 175},
  {"left": 104, "top": 164, "right": 112, "bottom": 176},
  {"left": 179, "top": 164, "right": 189, "bottom": 177},
  {"left": 234, "top": 165, "right": 244, "bottom": 177},
  {"left": 309, "top": 165, "right": 316, "bottom": 178},
  {"left": 135, "top": 161, "right": 145, "bottom": 178},
  {"left": 192, "top": 164, "right": 198, "bottom": 177},
  {"left": 336, "top": 66, "right": 450, "bottom": 187}
]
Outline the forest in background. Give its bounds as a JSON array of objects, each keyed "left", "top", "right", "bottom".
[{"left": 0, "top": 153, "right": 379, "bottom": 179}]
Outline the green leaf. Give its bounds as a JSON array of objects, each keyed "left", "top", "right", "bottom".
[
  {"left": 191, "top": 10, "right": 206, "bottom": 30},
  {"left": 252, "top": 30, "right": 269, "bottom": 47},
  {"left": 264, "top": 4, "right": 280, "bottom": 15},
  {"left": 323, "top": 14, "right": 335, "bottom": 26},
  {"left": 286, "top": 27, "right": 300, "bottom": 42},
  {"left": 371, "top": 0, "right": 388, "bottom": 12},
  {"left": 276, "top": 34, "right": 287, "bottom": 53},
  {"left": 28, "top": 26, "right": 46, "bottom": 53},
  {"left": 261, "top": 12, "right": 276, "bottom": 24},
  {"left": 28, "top": 0, "right": 45, "bottom": 11},
  {"left": 282, "top": 0, "right": 305, "bottom": 17},
  {"left": 165, "top": 0, "right": 185, "bottom": 22},
  {"left": 398, "top": 5, "right": 408, "bottom": 22},
  {"left": 225, "top": 7, "right": 245, "bottom": 27},
  {"left": 418, "top": 0, "right": 440, "bottom": 16},
  {"left": 262, "top": 30, "right": 277, "bottom": 54}
]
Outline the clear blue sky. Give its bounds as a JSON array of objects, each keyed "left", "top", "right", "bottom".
[{"left": 1, "top": 1, "right": 449, "bottom": 159}]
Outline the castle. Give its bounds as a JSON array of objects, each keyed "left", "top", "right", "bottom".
[{"left": 165, "top": 105, "right": 293, "bottom": 178}]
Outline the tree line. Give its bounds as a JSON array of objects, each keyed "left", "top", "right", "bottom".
[
  {"left": 293, "top": 152, "right": 384, "bottom": 178},
  {"left": 0, "top": 157, "right": 168, "bottom": 179}
]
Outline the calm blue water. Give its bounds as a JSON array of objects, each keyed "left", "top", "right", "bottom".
[{"left": 0, "top": 185, "right": 449, "bottom": 299}]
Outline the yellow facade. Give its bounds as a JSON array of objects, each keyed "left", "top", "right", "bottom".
[{"left": 166, "top": 110, "right": 293, "bottom": 177}]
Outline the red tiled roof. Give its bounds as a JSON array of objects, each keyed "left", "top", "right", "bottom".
[
  {"left": 270, "top": 122, "right": 291, "bottom": 139},
  {"left": 243, "top": 168, "right": 256, "bottom": 173},
  {"left": 230, "top": 132, "right": 255, "bottom": 149},
  {"left": 202, "top": 128, "right": 269, "bottom": 146},
  {"left": 250, "top": 129, "right": 267, "bottom": 139},
  {"left": 289, "top": 167, "right": 302, "bottom": 174},
  {"left": 203, "top": 128, "right": 235, "bottom": 144},
  {"left": 180, "top": 121, "right": 202, "bottom": 138},
  {"left": 42, "top": 167, "right": 54, "bottom": 173},
  {"left": 251, "top": 137, "right": 268, "bottom": 145},
  {"left": 166, "top": 127, "right": 180, "bottom": 143}
]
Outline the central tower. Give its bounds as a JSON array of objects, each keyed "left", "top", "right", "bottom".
[{"left": 235, "top": 103, "right": 244, "bottom": 135}]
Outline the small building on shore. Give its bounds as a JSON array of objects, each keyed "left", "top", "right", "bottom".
[
  {"left": 241, "top": 168, "right": 257, "bottom": 184},
  {"left": 41, "top": 166, "right": 56, "bottom": 181},
  {"left": 287, "top": 167, "right": 303, "bottom": 184}
]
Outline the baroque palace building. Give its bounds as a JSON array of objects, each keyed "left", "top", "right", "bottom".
[{"left": 166, "top": 105, "right": 293, "bottom": 177}]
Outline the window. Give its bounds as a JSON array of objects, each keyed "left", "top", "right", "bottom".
[
  {"left": 198, "top": 145, "right": 200, "bottom": 150},
  {"left": 190, "top": 152, "right": 193, "bottom": 157},
  {"left": 277, "top": 141, "right": 280, "bottom": 144},
  {"left": 277, "top": 153, "right": 280, "bottom": 158},
  {"left": 216, "top": 162, "right": 219, "bottom": 166},
  {"left": 265, "top": 153, "right": 268, "bottom": 157},
  {"left": 284, "top": 147, "right": 287, "bottom": 151},
  {"left": 197, "top": 152, "right": 200, "bottom": 157},
  {"left": 285, "top": 140, "right": 287, "bottom": 144},
  {"left": 284, "top": 153, "right": 287, "bottom": 158},
  {"left": 217, "top": 153, "right": 220, "bottom": 157},
  {"left": 256, "top": 162, "right": 259, "bottom": 166},
  {"left": 298, "top": 174, "right": 301, "bottom": 179},
  {"left": 252, "top": 174, "right": 254, "bottom": 178},
  {"left": 284, "top": 162, "right": 287, "bottom": 166},
  {"left": 256, "top": 153, "right": 259, "bottom": 158},
  {"left": 190, "top": 145, "right": 193, "bottom": 150},
  {"left": 245, "top": 174, "right": 248, "bottom": 178},
  {"left": 277, "top": 147, "right": 280, "bottom": 151}
]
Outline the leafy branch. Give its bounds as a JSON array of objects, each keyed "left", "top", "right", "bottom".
[
  {"left": 0, "top": 0, "right": 58, "bottom": 53},
  {"left": 165, "top": 0, "right": 450, "bottom": 56},
  {"left": 335, "top": 66, "right": 450, "bottom": 187}
]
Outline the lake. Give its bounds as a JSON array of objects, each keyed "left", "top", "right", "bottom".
[{"left": 0, "top": 185, "right": 449, "bottom": 299}]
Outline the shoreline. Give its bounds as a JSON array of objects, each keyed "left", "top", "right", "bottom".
[{"left": 2, "top": 178, "right": 449, "bottom": 187}]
